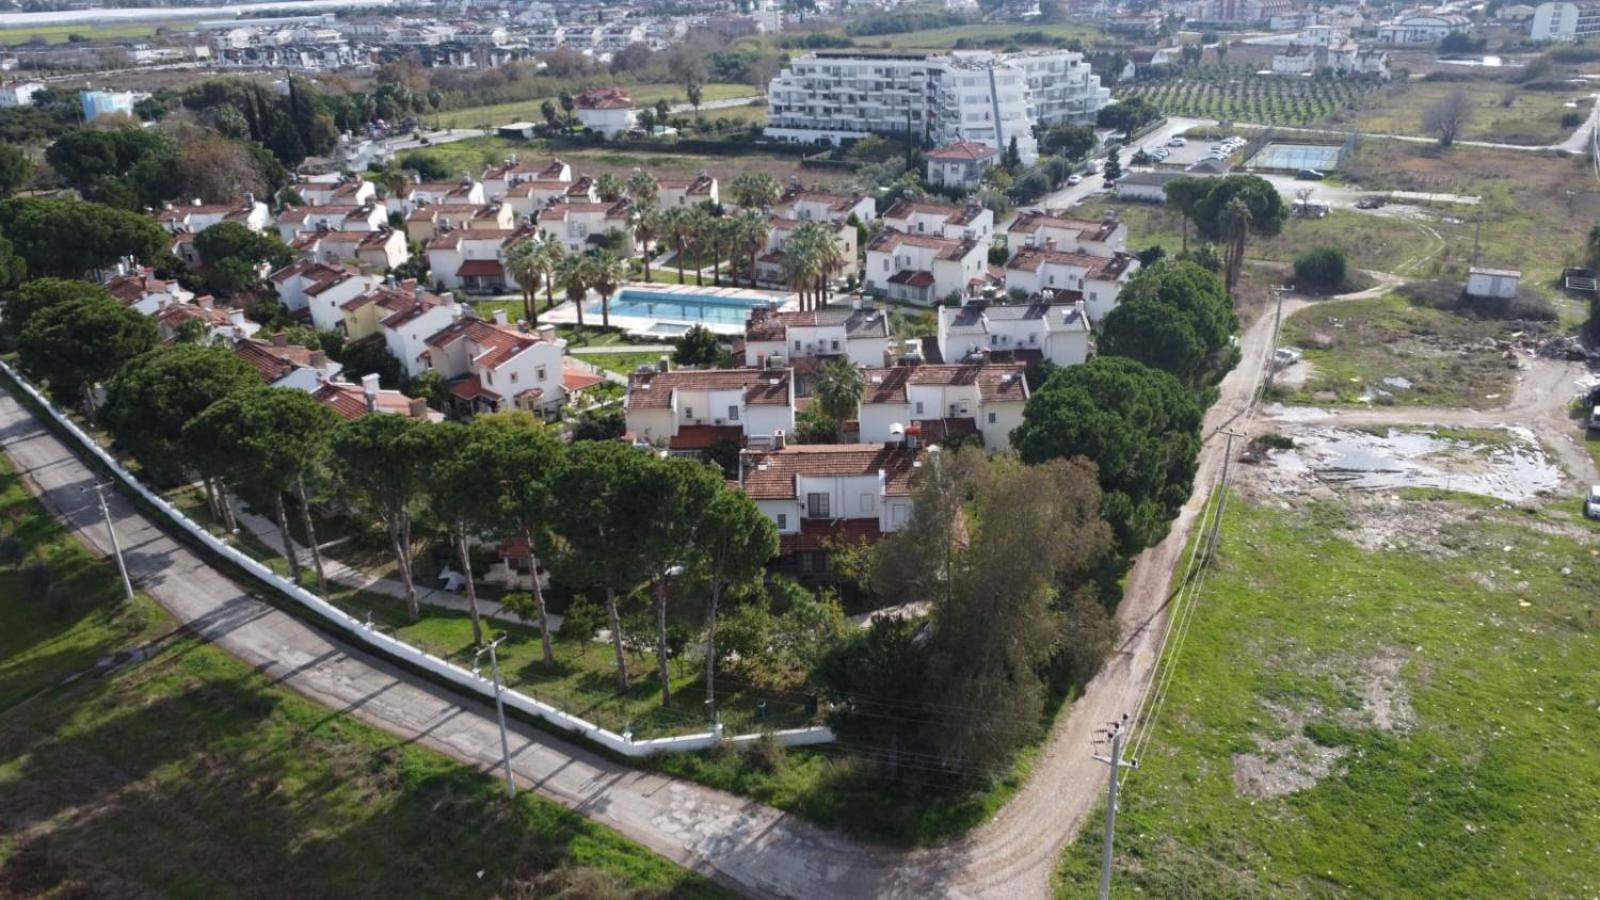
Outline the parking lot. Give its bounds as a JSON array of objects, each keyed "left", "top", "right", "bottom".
[{"left": 1134, "top": 131, "right": 1249, "bottom": 169}]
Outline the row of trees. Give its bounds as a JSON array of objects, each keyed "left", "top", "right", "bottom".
[
  {"left": 1163, "top": 174, "right": 1289, "bottom": 291},
  {"left": 97, "top": 342, "right": 779, "bottom": 711}
]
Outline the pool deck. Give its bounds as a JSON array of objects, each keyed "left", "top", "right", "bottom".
[{"left": 539, "top": 282, "right": 800, "bottom": 338}]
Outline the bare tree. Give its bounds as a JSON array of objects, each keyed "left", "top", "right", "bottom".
[{"left": 1423, "top": 89, "right": 1475, "bottom": 148}]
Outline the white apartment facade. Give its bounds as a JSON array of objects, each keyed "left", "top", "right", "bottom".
[
  {"left": 857, "top": 362, "right": 1030, "bottom": 452},
  {"left": 937, "top": 300, "right": 1092, "bottom": 368},
  {"left": 742, "top": 304, "right": 891, "bottom": 368},
  {"left": 1004, "top": 246, "right": 1140, "bottom": 321},
  {"left": 624, "top": 368, "right": 796, "bottom": 454},
  {"left": 1532, "top": 0, "right": 1600, "bottom": 39},
  {"left": 865, "top": 230, "right": 988, "bottom": 305},
  {"left": 765, "top": 50, "right": 1109, "bottom": 165}
]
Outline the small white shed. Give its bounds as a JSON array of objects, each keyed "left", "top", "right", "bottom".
[{"left": 1466, "top": 266, "right": 1521, "bottom": 299}]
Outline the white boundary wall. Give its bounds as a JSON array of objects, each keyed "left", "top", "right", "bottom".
[{"left": 1, "top": 360, "right": 835, "bottom": 757}]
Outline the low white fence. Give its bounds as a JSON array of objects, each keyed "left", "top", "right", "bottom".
[{"left": 1, "top": 360, "right": 834, "bottom": 757}]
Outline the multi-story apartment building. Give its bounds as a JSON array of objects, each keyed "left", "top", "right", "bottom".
[
  {"left": 766, "top": 49, "right": 1109, "bottom": 165},
  {"left": 1532, "top": 0, "right": 1600, "bottom": 39}
]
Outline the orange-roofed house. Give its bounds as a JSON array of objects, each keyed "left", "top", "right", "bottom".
[
  {"left": 856, "top": 362, "right": 1030, "bottom": 452},
  {"left": 573, "top": 87, "right": 636, "bottom": 137},
  {"left": 926, "top": 141, "right": 999, "bottom": 191},
  {"left": 624, "top": 367, "right": 796, "bottom": 455},
  {"left": 422, "top": 310, "right": 568, "bottom": 416}
]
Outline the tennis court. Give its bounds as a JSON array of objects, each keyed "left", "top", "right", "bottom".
[{"left": 1247, "top": 142, "right": 1344, "bottom": 172}]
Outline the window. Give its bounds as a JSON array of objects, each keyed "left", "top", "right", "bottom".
[
  {"left": 536, "top": 365, "right": 547, "bottom": 381},
  {"left": 859, "top": 493, "right": 873, "bottom": 513},
  {"left": 806, "top": 492, "right": 830, "bottom": 518},
  {"left": 794, "top": 339, "right": 802, "bottom": 350},
  {"left": 484, "top": 370, "right": 493, "bottom": 385},
  {"left": 830, "top": 339, "right": 840, "bottom": 351},
  {"left": 510, "top": 371, "right": 519, "bottom": 383},
  {"left": 988, "top": 412, "right": 997, "bottom": 424},
  {"left": 684, "top": 406, "right": 693, "bottom": 418},
  {"left": 914, "top": 401, "right": 924, "bottom": 415},
  {"left": 776, "top": 513, "right": 788, "bottom": 530},
  {"left": 728, "top": 405, "right": 739, "bottom": 421}
]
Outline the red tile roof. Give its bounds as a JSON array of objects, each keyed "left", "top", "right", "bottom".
[
  {"left": 456, "top": 258, "right": 505, "bottom": 278},
  {"left": 449, "top": 374, "right": 502, "bottom": 401},
  {"left": 562, "top": 364, "right": 607, "bottom": 392},
  {"left": 926, "top": 141, "right": 999, "bottom": 161},
  {"left": 740, "top": 443, "right": 918, "bottom": 500},
  {"left": 670, "top": 424, "right": 745, "bottom": 450},
  {"left": 779, "top": 518, "right": 884, "bottom": 554},
  {"left": 859, "top": 363, "right": 1028, "bottom": 405},
  {"left": 626, "top": 368, "right": 791, "bottom": 410},
  {"left": 574, "top": 87, "right": 633, "bottom": 109}
]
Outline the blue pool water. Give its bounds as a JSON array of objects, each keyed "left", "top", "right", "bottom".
[{"left": 586, "top": 289, "right": 771, "bottom": 326}]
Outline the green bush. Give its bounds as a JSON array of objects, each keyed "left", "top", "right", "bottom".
[{"left": 1292, "top": 246, "right": 1347, "bottom": 289}]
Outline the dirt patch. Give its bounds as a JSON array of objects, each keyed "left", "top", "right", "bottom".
[
  {"left": 1334, "top": 652, "right": 1416, "bottom": 733},
  {"left": 1232, "top": 700, "right": 1347, "bottom": 799}
]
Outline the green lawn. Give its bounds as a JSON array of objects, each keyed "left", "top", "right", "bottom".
[
  {"left": 1277, "top": 293, "right": 1530, "bottom": 407},
  {"left": 1056, "top": 492, "right": 1600, "bottom": 897},
  {"left": 580, "top": 351, "right": 670, "bottom": 375},
  {"left": 0, "top": 19, "right": 193, "bottom": 44},
  {"left": 0, "top": 454, "right": 724, "bottom": 898},
  {"left": 439, "top": 82, "right": 755, "bottom": 129}
]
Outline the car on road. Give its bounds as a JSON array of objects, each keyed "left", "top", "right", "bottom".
[
  {"left": 1296, "top": 168, "right": 1326, "bottom": 180},
  {"left": 1168, "top": 136, "right": 1187, "bottom": 147},
  {"left": 1355, "top": 196, "right": 1386, "bottom": 209},
  {"left": 1067, "top": 174, "right": 1083, "bottom": 185},
  {"left": 1084, "top": 161, "right": 1100, "bottom": 174},
  {"left": 1586, "top": 484, "right": 1600, "bottom": 520}
]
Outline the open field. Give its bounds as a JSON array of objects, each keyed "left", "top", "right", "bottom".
[
  {"left": 865, "top": 22, "right": 1099, "bottom": 48},
  {"left": 1116, "top": 69, "right": 1383, "bottom": 127},
  {"left": 1340, "top": 79, "right": 1593, "bottom": 146},
  {"left": 0, "top": 20, "right": 192, "bottom": 44},
  {"left": 438, "top": 82, "right": 755, "bottom": 130},
  {"left": 1056, "top": 484, "right": 1600, "bottom": 897},
  {"left": 1278, "top": 294, "right": 1536, "bottom": 407},
  {"left": 0, "top": 455, "right": 723, "bottom": 898},
  {"left": 400, "top": 135, "right": 848, "bottom": 190}
]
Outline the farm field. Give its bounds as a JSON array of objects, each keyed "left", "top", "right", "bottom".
[
  {"left": 1114, "top": 67, "right": 1383, "bottom": 126},
  {"left": 1055, "top": 482, "right": 1600, "bottom": 897},
  {"left": 1341, "top": 79, "right": 1593, "bottom": 146},
  {"left": 0, "top": 454, "right": 723, "bottom": 898},
  {"left": 865, "top": 22, "right": 1100, "bottom": 48},
  {"left": 437, "top": 82, "right": 756, "bottom": 129},
  {"left": 0, "top": 20, "right": 193, "bottom": 44}
]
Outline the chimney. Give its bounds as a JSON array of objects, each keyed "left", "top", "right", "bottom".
[
  {"left": 772, "top": 429, "right": 786, "bottom": 451},
  {"left": 362, "top": 372, "right": 380, "bottom": 411},
  {"left": 271, "top": 331, "right": 288, "bottom": 347},
  {"left": 408, "top": 396, "right": 430, "bottom": 418},
  {"left": 196, "top": 295, "right": 213, "bottom": 309},
  {"left": 244, "top": 191, "right": 255, "bottom": 208},
  {"left": 657, "top": 355, "right": 670, "bottom": 373},
  {"left": 161, "top": 200, "right": 173, "bottom": 211},
  {"left": 492, "top": 308, "right": 508, "bottom": 326},
  {"left": 310, "top": 349, "right": 327, "bottom": 368},
  {"left": 536, "top": 323, "right": 556, "bottom": 343},
  {"left": 191, "top": 197, "right": 202, "bottom": 207}
]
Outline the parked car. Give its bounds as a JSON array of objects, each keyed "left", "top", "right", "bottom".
[
  {"left": 1296, "top": 168, "right": 1326, "bottom": 180},
  {"left": 1355, "top": 196, "right": 1386, "bottom": 209},
  {"left": 1589, "top": 403, "right": 1600, "bottom": 431},
  {"left": 1084, "top": 161, "right": 1101, "bottom": 174},
  {"left": 1168, "top": 136, "right": 1187, "bottom": 147},
  {"left": 1586, "top": 484, "right": 1600, "bottom": 520},
  {"left": 1067, "top": 174, "right": 1083, "bottom": 185}
]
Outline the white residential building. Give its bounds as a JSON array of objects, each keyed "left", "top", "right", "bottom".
[
  {"left": 656, "top": 173, "right": 719, "bottom": 208},
  {"left": 390, "top": 178, "right": 485, "bottom": 216},
  {"left": 480, "top": 156, "right": 572, "bottom": 202},
  {"left": 290, "top": 226, "right": 409, "bottom": 272},
  {"left": 423, "top": 311, "right": 568, "bottom": 416},
  {"left": 0, "top": 81, "right": 44, "bottom": 107},
  {"left": 880, "top": 199, "right": 995, "bottom": 245},
  {"left": 742, "top": 304, "right": 891, "bottom": 369},
  {"left": 936, "top": 300, "right": 1091, "bottom": 367},
  {"left": 155, "top": 197, "right": 272, "bottom": 234},
  {"left": 426, "top": 227, "right": 521, "bottom": 293},
  {"left": 765, "top": 49, "right": 1109, "bottom": 165},
  {"left": 771, "top": 186, "right": 877, "bottom": 224},
  {"left": 1007, "top": 212, "right": 1128, "bottom": 259},
  {"left": 268, "top": 259, "right": 374, "bottom": 325},
  {"left": 753, "top": 217, "right": 859, "bottom": 287},
  {"left": 737, "top": 441, "right": 919, "bottom": 573},
  {"left": 405, "top": 202, "right": 514, "bottom": 244},
  {"left": 864, "top": 230, "right": 989, "bottom": 305},
  {"left": 857, "top": 362, "right": 1030, "bottom": 452},
  {"left": 624, "top": 367, "right": 796, "bottom": 454},
  {"left": 573, "top": 86, "right": 636, "bottom": 137},
  {"left": 152, "top": 295, "right": 259, "bottom": 345},
  {"left": 234, "top": 333, "right": 344, "bottom": 392},
  {"left": 1531, "top": 0, "right": 1600, "bottom": 39},
  {"left": 293, "top": 175, "right": 376, "bottom": 207},
  {"left": 275, "top": 203, "right": 388, "bottom": 243},
  {"left": 926, "top": 141, "right": 1000, "bottom": 191},
  {"left": 1271, "top": 45, "right": 1317, "bottom": 75},
  {"left": 104, "top": 269, "right": 194, "bottom": 316},
  {"left": 534, "top": 200, "right": 634, "bottom": 255},
  {"left": 1375, "top": 13, "right": 1471, "bottom": 43},
  {"left": 1003, "top": 246, "right": 1140, "bottom": 321}
]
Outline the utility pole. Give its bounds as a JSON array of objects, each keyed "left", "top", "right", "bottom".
[
  {"left": 86, "top": 481, "right": 133, "bottom": 601},
  {"left": 1093, "top": 716, "right": 1138, "bottom": 900},
  {"left": 1264, "top": 284, "right": 1287, "bottom": 390},
  {"left": 1209, "top": 430, "right": 1246, "bottom": 562},
  {"left": 474, "top": 634, "right": 516, "bottom": 800}
]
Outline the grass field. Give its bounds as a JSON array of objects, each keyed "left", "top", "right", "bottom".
[
  {"left": 865, "top": 22, "right": 1099, "bottom": 48},
  {"left": 1278, "top": 294, "right": 1528, "bottom": 407},
  {"left": 577, "top": 350, "right": 670, "bottom": 375},
  {"left": 400, "top": 135, "right": 843, "bottom": 190},
  {"left": 1341, "top": 80, "right": 1592, "bottom": 146},
  {"left": 1056, "top": 491, "right": 1600, "bottom": 897},
  {"left": 0, "top": 453, "right": 724, "bottom": 898},
  {"left": 439, "top": 82, "right": 756, "bottom": 130},
  {"left": 0, "top": 20, "right": 193, "bottom": 45}
]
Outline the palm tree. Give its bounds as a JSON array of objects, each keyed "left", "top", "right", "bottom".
[
  {"left": 502, "top": 236, "right": 544, "bottom": 325},
  {"left": 685, "top": 207, "right": 713, "bottom": 287},
  {"left": 780, "top": 232, "right": 819, "bottom": 312},
  {"left": 1220, "top": 196, "right": 1252, "bottom": 292},
  {"left": 595, "top": 172, "right": 625, "bottom": 202},
  {"left": 626, "top": 168, "right": 659, "bottom": 208},
  {"left": 534, "top": 237, "right": 564, "bottom": 313},
  {"left": 814, "top": 356, "right": 865, "bottom": 425},
  {"left": 729, "top": 172, "right": 780, "bottom": 210},
  {"left": 631, "top": 203, "right": 661, "bottom": 282},
  {"left": 555, "top": 253, "right": 589, "bottom": 328},
  {"left": 708, "top": 215, "right": 741, "bottom": 287},
  {"left": 733, "top": 209, "right": 770, "bottom": 288},
  {"left": 661, "top": 205, "right": 696, "bottom": 285},
  {"left": 799, "top": 222, "right": 845, "bottom": 309},
  {"left": 584, "top": 249, "right": 626, "bottom": 330}
]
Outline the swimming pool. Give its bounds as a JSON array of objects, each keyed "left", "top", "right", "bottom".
[{"left": 586, "top": 289, "right": 772, "bottom": 327}]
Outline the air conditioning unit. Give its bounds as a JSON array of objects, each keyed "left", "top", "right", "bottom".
[{"left": 714, "top": 418, "right": 725, "bottom": 425}]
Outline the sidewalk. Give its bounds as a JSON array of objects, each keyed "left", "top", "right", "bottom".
[{"left": 231, "top": 506, "right": 563, "bottom": 632}]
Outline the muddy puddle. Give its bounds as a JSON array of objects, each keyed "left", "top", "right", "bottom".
[{"left": 1263, "top": 426, "right": 1562, "bottom": 501}]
